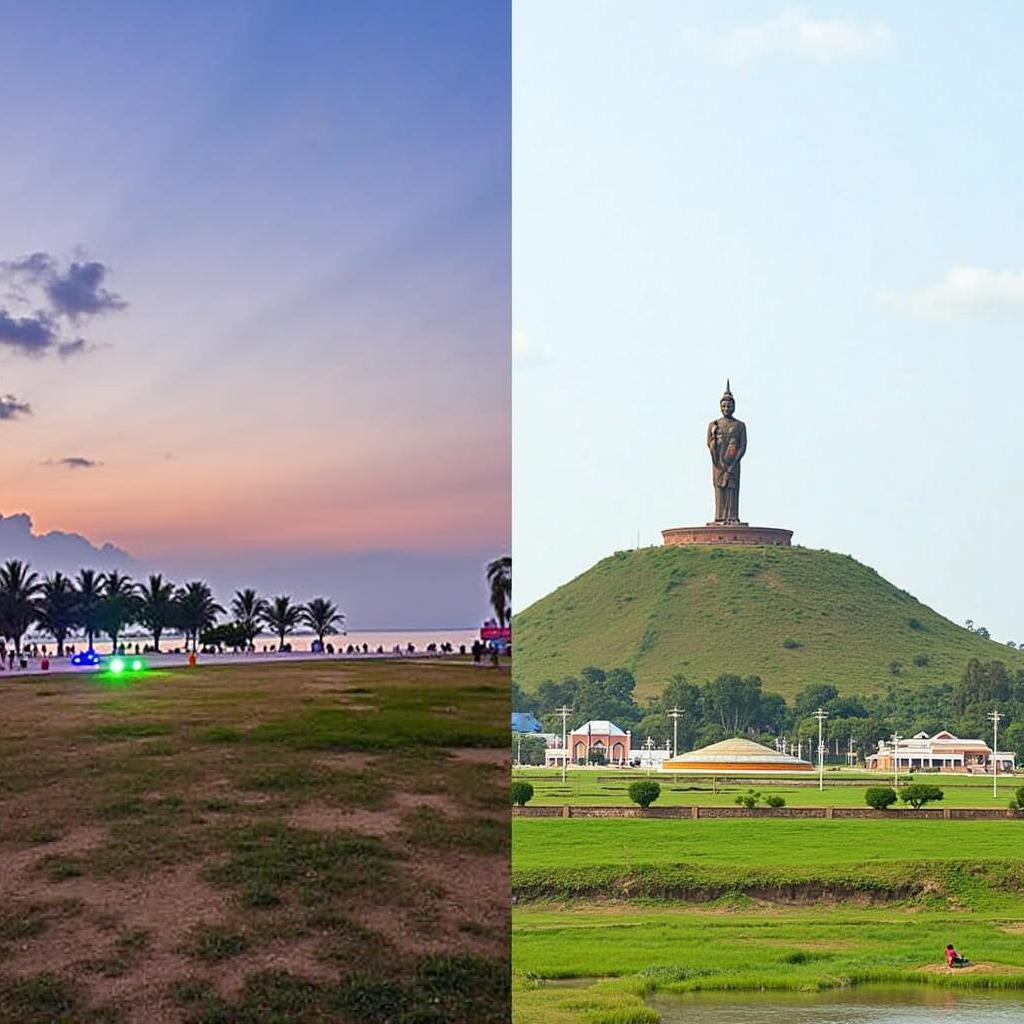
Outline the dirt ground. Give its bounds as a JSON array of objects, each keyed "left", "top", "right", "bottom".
[{"left": 0, "top": 658, "right": 510, "bottom": 1023}]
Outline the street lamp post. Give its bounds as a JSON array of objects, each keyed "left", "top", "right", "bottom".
[
  {"left": 813, "top": 707, "right": 828, "bottom": 792},
  {"left": 668, "top": 706, "right": 683, "bottom": 758},
  {"left": 891, "top": 733, "right": 902, "bottom": 791},
  {"left": 989, "top": 708, "right": 1003, "bottom": 799},
  {"left": 644, "top": 735, "right": 656, "bottom": 775},
  {"left": 556, "top": 705, "right": 572, "bottom": 784},
  {"left": 516, "top": 733, "right": 522, "bottom": 767}
]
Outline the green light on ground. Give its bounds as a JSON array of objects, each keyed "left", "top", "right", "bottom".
[
  {"left": 132, "top": 659, "right": 143, "bottom": 671},
  {"left": 110, "top": 657, "right": 125, "bottom": 674}
]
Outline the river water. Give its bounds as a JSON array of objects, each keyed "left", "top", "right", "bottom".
[{"left": 651, "top": 988, "right": 1024, "bottom": 1022}]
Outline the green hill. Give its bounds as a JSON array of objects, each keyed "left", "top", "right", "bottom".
[{"left": 513, "top": 544, "right": 1023, "bottom": 700}]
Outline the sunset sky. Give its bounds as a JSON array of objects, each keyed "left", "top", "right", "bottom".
[{"left": 0, "top": 2, "right": 509, "bottom": 626}]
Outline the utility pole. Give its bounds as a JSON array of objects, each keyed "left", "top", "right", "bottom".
[
  {"left": 989, "top": 708, "right": 1003, "bottom": 800},
  {"left": 891, "top": 733, "right": 902, "bottom": 791},
  {"left": 516, "top": 733, "right": 522, "bottom": 767},
  {"left": 644, "top": 735, "right": 656, "bottom": 775},
  {"left": 557, "top": 705, "right": 572, "bottom": 784},
  {"left": 668, "top": 706, "right": 683, "bottom": 758},
  {"left": 813, "top": 707, "right": 828, "bottom": 792}
]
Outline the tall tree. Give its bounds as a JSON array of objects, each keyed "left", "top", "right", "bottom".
[
  {"left": 486, "top": 556, "right": 511, "bottom": 627},
  {"left": 100, "top": 571, "right": 138, "bottom": 654},
  {"left": 76, "top": 569, "right": 107, "bottom": 651},
  {"left": 301, "top": 597, "right": 344, "bottom": 647},
  {"left": 175, "top": 581, "right": 224, "bottom": 652},
  {"left": 37, "top": 572, "right": 79, "bottom": 656},
  {"left": 0, "top": 560, "right": 42, "bottom": 655},
  {"left": 265, "top": 595, "right": 302, "bottom": 650},
  {"left": 231, "top": 588, "right": 268, "bottom": 647},
  {"left": 137, "top": 574, "right": 176, "bottom": 651}
]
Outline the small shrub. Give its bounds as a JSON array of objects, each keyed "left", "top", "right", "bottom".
[
  {"left": 899, "top": 783, "right": 944, "bottom": 809},
  {"left": 765, "top": 795, "right": 786, "bottom": 808},
  {"left": 913, "top": 654, "right": 929, "bottom": 668},
  {"left": 586, "top": 749, "right": 607, "bottom": 765},
  {"left": 908, "top": 617, "right": 923, "bottom": 630},
  {"left": 511, "top": 781, "right": 534, "bottom": 807},
  {"left": 628, "top": 780, "right": 661, "bottom": 808},
  {"left": 1007, "top": 787, "right": 1024, "bottom": 814},
  {"left": 782, "top": 638, "right": 802, "bottom": 650},
  {"left": 735, "top": 790, "right": 761, "bottom": 810},
  {"left": 888, "top": 661, "right": 903, "bottom": 676},
  {"left": 865, "top": 786, "right": 898, "bottom": 810}
]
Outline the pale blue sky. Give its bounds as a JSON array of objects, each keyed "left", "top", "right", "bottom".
[{"left": 514, "top": 1, "right": 1024, "bottom": 643}]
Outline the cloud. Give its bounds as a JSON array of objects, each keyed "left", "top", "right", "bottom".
[
  {"left": 0, "top": 513, "right": 136, "bottom": 575},
  {"left": 46, "top": 261, "right": 126, "bottom": 320},
  {"left": 0, "top": 395, "right": 31, "bottom": 420},
  {"left": 43, "top": 457, "right": 102, "bottom": 470},
  {"left": 689, "top": 10, "right": 894, "bottom": 64},
  {"left": 0, "top": 310, "right": 56, "bottom": 354},
  {"left": 0, "top": 251, "right": 127, "bottom": 359},
  {"left": 880, "top": 266, "right": 1024, "bottom": 318}
]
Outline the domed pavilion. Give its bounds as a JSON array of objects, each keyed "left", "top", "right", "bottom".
[{"left": 663, "top": 736, "right": 812, "bottom": 774}]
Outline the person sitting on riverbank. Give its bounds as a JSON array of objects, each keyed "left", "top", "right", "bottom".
[{"left": 945, "top": 944, "right": 970, "bottom": 968}]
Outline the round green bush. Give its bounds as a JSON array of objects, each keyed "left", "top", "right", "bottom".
[
  {"left": 865, "top": 786, "right": 898, "bottom": 810},
  {"left": 765, "top": 795, "right": 786, "bottom": 808},
  {"left": 899, "top": 783, "right": 943, "bottom": 809},
  {"left": 511, "top": 780, "right": 534, "bottom": 807},
  {"left": 628, "top": 780, "right": 661, "bottom": 808},
  {"left": 1008, "top": 787, "right": 1024, "bottom": 813}
]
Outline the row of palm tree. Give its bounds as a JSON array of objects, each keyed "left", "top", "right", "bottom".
[{"left": 0, "top": 560, "right": 344, "bottom": 656}]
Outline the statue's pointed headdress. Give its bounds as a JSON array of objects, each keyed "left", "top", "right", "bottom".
[{"left": 722, "top": 378, "right": 733, "bottom": 401}]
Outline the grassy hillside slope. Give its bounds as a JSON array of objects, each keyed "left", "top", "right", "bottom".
[{"left": 513, "top": 544, "right": 1022, "bottom": 699}]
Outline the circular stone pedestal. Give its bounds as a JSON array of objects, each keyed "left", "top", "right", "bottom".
[{"left": 662, "top": 525, "right": 793, "bottom": 547}]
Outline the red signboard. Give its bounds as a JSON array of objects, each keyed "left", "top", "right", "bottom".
[{"left": 481, "top": 625, "right": 511, "bottom": 641}]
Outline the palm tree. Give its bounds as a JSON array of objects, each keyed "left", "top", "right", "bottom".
[
  {"left": 301, "top": 597, "right": 344, "bottom": 647},
  {"left": 264, "top": 595, "right": 302, "bottom": 650},
  {"left": 486, "top": 556, "right": 511, "bottom": 627},
  {"left": 137, "top": 574, "right": 176, "bottom": 651},
  {"left": 0, "top": 559, "right": 43, "bottom": 655},
  {"left": 175, "top": 581, "right": 224, "bottom": 652},
  {"left": 231, "top": 588, "right": 268, "bottom": 647},
  {"left": 100, "top": 571, "right": 138, "bottom": 654},
  {"left": 36, "top": 572, "right": 79, "bottom": 656},
  {"left": 76, "top": 569, "right": 106, "bottom": 651}
]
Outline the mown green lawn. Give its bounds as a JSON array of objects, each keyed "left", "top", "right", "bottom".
[
  {"left": 513, "top": 818, "right": 1024, "bottom": 870},
  {"left": 512, "top": 768, "right": 1021, "bottom": 809}
]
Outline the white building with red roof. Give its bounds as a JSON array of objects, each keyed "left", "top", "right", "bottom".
[{"left": 867, "top": 730, "right": 1015, "bottom": 773}]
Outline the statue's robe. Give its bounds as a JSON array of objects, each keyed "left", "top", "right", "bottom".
[{"left": 707, "top": 415, "right": 746, "bottom": 523}]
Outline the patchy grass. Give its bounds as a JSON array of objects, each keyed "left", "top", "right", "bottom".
[
  {"left": 186, "top": 923, "right": 248, "bottom": 963},
  {"left": 0, "top": 657, "right": 508, "bottom": 1020},
  {"left": 206, "top": 823, "right": 396, "bottom": 907}
]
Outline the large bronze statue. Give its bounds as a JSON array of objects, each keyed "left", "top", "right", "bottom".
[{"left": 707, "top": 380, "right": 746, "bottom": 524}]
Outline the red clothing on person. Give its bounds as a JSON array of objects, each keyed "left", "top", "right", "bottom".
[{"left": 946, "top": 948, "right": 959, "bottom": 965}]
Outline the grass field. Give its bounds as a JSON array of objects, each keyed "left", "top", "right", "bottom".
[
  {"left": 512, "top": 545, "right": 1024, "bottom": 698},
  {"left": 512, "top": 816, "right": 1024, "bottom": 1023},
  {"left": 511, "top": 767, "right": 1022, "bottom": 808},
  {"left": 0, "top": 657, "right": 509, "bottom": 1024}
]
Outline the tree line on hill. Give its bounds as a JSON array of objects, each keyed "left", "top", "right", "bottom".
[
  {"left": 0, "top": 558, "right": 343, "bottom": 655},
  {"left": 512, "top": 658, "right": 1024, "bottom": 764}
]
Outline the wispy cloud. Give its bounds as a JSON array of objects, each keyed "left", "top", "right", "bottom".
[
  {"left": 0, "top": 395, "right": 31, "bottom": 420},
  {"left": 43, "top": 456, "right": 103, "bottom": 470},
  {"left": 880, "top": 266, "right": 1024, "bottom": 318},
  {"left": 687, "top": 9, "right": 894, "bottom": 64}
]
